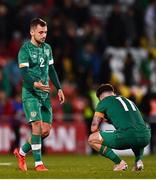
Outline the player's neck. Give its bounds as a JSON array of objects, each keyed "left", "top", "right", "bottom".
[
  {"left": 31, "top": 39, "right": 41, "bottom": 47},
  {"left": 100, "top": 92, "right": 115, "bottom": 100}
]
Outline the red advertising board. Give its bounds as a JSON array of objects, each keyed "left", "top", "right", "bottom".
[{"left": 0, "top": 121, "right": 88, "bottom": 154}]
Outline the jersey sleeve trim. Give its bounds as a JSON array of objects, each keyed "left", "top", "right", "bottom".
[
  {"left": 49, "top": 59, "right": 54, "bottom": 65},
  {"left": 19, "top": 63, "right": 29, "bottom": 68},
  {"left": 95, "top": 112, "right": 104, "bottom": 118}
]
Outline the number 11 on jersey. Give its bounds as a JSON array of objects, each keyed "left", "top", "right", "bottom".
[{"left": 116, "top": 97, "right": 136, "bottom": 111}]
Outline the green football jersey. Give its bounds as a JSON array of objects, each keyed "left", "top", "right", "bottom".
[
  {"left": 95, "top": 95, "right": 148, "bottom": 132},
  {"left": 18, "top": 40, "right": 54, "bottom": 99}
]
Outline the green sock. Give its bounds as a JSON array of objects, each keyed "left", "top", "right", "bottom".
[
  {"left": 22, "top": 142, "right": 31, "bottom": 154},
  {"left": 31, "top": 134, "right": 42, "bottom": 165},
  {"left": 21, "top": 135, "right": 47, "bottom": 155},
  {"left": 99, "top": 145, "right": 121, "bottom": 164},
  {"left": 132, "top": 148, "right": 144, "bottom": 162},
  {"left": 133, "top": 149, "right": 144, "bottom": 162}
]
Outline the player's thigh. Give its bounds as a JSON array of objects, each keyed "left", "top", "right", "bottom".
[
  {"left": 131, "top": 136, "right": 151, "bottom": 148},
  {"left": 100, "top": 130, "right": 120, "bottom": 149},
  {"left": 115, "top": 130, "right": 151, "bottom": 149},
  {"left": 102, "top": 130, "right": 134, "bottom": 149},
  {"left": 41, "top": 97, "right": 53, "bottom": 124},
  {"left": 23, "top": 97, "right": 42, "bottom": 123}
]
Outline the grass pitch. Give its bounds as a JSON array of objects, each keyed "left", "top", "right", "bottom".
[{"left": 0, "top": 154, "right": 156, "bottom": 179}]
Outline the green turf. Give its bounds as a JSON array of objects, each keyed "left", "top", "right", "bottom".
[{"left": 0, "top": 154, "right": 156, "bottom": 178}]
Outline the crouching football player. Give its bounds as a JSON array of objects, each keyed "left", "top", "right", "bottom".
[{"left": 88, "top": 84, "right": 151, "bottom": 171}]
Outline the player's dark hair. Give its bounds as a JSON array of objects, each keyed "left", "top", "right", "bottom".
[
  {"left": 96, "top": 84, "right": 114, "bottom": 98},
  {"left": 30, "top": 18, "right": 47, "bottom": 29}
]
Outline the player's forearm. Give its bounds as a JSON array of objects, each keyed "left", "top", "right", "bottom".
[
  {"left": 20, "top": 67, "right": 38, "bottom": 87},
  {"left": 91, "top": 124, "right": 99, "bottom": 133},
  {"left": 49, "top": 64, "right": 61, "bottom": 90},
  {"left": 91, "top": 116, "right": 102, "bottom": 133}
]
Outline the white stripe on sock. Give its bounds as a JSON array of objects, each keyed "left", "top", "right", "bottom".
[
  {"left": 31, "top": 144, "right": 41, "bottom": 150},
  {"left": 19, "top": 148, "right": 26, "bottom": 156},
  {"left": 35, "top": 161, "right": 43, "bottom": 167}
]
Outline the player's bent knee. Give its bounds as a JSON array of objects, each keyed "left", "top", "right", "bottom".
[{"left": 88, "top": 132, "right": 103, "bottom": 146}]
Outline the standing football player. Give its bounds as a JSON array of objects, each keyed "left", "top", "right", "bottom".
[
  {"left": 88, "top": 84, "right": 151, "bottom": 171},
  {"left": 14, "top": 18, "right": 65, "bottom": 171}
]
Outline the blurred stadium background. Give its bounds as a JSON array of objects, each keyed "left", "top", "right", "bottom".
[{"left": 0, "top": 0, "right": 156, "bottom": 156}]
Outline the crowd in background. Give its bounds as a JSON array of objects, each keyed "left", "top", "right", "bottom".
[{"left": 0, "top": 0, "right": 156, "bottom": 153}]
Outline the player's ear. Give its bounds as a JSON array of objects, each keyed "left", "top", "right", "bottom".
[
  {"left": 30, "top": 30, "right": 34, "bottom": 36},
  {"left": 30, "top": 27, "right": 34, "bottom": 36}
]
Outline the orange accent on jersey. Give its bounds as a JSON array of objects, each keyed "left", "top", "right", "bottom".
[
  {"left": 19, "top": 63, "right": 29, "bottom": 68},
  {"left": 95, "top": 112, "right": 104, "bottom": 118}
]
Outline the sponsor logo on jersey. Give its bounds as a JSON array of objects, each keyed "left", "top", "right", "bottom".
[{"left": 30, "top": 111, "right": 37, "bottom": 117}]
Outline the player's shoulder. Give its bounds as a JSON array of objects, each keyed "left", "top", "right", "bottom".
[
  {"left": 98, "top": 95, "right": 117, "bottom": 106},
  {"left": 19, "top": 40, "right": 31, "bottom": 51}
]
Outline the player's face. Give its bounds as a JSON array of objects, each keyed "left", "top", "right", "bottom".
[{"left": 31, "top": 25, "right": 47, "bottom": 44}]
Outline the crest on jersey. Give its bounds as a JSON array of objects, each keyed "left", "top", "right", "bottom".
[
  {"left": 44, "top": 49, "right": 50, "bottom": 56},
  {"left": 30, "top": 111, "right": 37, "bottom": 117}
]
